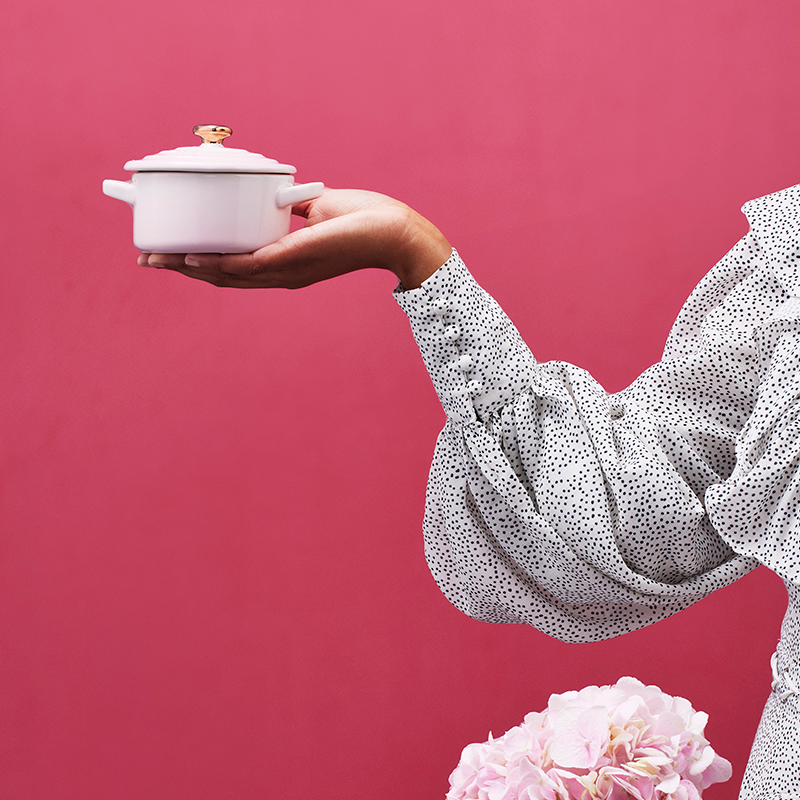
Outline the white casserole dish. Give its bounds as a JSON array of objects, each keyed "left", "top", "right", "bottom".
[{"left": 103, "top": 125, "right": 324, "bottom": 253}]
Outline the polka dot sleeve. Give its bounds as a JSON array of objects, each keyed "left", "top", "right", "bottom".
[
  {"left": 393, "top": 251, "right": 539, "bottom": 425},
  {"left": 394, "top": 185, "right": 800, "bottom": 644}
]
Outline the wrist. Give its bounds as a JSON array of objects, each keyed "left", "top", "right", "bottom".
[{"left": 390, "top": 207, "right": 452, "bottom": 290}]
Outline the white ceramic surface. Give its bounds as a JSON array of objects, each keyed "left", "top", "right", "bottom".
[{"left": 103, "top": 126, "right": 324, "bottom": 253}]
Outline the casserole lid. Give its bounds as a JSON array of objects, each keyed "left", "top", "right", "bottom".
[{"left": 123, "top": 125, "right": 297, "bottom": 174}]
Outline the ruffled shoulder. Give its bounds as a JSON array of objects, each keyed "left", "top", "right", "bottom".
[
  {"left": 743, "top": 184, "right": 800, "bottom": 296},
  {"left": 704, "top": 185, "right": 800, "bottom": 584}
]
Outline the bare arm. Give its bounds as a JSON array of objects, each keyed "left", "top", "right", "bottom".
[{"left": 140, "top": 188, "right": 452, "bottom": 290}]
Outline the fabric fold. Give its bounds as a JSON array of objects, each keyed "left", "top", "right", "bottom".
[{"left": 396, "top": 185, "right": 800, "bottom": 643}]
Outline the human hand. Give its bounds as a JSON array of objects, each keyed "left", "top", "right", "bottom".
[{"left": 139, "top": 188, "right": 451, "bottom": 290}]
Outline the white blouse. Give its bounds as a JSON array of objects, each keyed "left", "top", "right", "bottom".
[{"left": 393, "top": 184, "right": 800, "bottom": 644}]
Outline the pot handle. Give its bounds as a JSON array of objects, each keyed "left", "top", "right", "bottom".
[
  {"left": 103, "top": 179, "right": 137, "bottom": 205},
  {"left": 275, "top": 181, "right": 325, "bottom": 209}
]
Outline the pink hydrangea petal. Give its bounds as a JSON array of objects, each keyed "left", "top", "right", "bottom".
[
  {"left": 688, "top": 744, "right": 714, "bottom": 776},
  {"left": 694, "top": 749, "right": 733, "bottom": 789},
  {"left": 514, "top": 763, "right": 564, "bottom": 800},
  {"left": 598, "top": 767, "right": 653, "bottom": 800},
  {"left": 487, "top": 780, "right": 513, "bottom": 800},
  {"left": 650, "top": 711, "right": 686, "bottom": 738},
  {"left": 656, "top": 772, "right": 681, "bottom": 793},
  {"left": 550, "top": 707, "right": 610, "bottom": 769},
  {"left": 677, "top": 779, "right": 703, "bottom": 800}
]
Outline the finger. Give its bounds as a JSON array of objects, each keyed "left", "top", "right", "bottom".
[
  {"left": 148, "top": 253, "right": 188, "bottom": 268},
  {"left": 184, "top": 251, "right": 258, "bottom": 275},
  {"left": 186, "top": 230, "right": 311, "bottom": 276},
  {"left": 140, "top": 253, "right": 236, "bottom": 285},
  {"left": 291, "top": 187, "right": 331, "bottom": 219},
  {"left": 291, "top": 200, "right": 314, "bottom": 219},
  {"left": 169, "top": 262, "right": 257, "bottom": 288}
]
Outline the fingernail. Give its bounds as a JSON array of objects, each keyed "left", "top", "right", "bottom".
[
  {"left": 185, "top": 256, "right": 199, "bottom": 267},
  {"left": 137, "top": 254, "right": 149, "bottom": 266}
]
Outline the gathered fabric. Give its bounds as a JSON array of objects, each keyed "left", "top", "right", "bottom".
[{"left": 395, "top": 184, "right": 800, "bottom": 796}]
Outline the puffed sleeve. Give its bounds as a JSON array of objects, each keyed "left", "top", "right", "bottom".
[
  {"left": 705, "top": 187, "right": 800, "bottom": 585},
  {"left": 394, "top": 189, "right": 800, "bottom": 643}
]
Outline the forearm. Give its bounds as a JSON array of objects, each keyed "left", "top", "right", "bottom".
[{"left": 394, "top": 251, "right": 539, "bottom": 423}]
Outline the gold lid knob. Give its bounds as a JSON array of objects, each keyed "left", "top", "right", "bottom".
[{"left": 193, "top": 125, "right": 232, "bottom": 145}]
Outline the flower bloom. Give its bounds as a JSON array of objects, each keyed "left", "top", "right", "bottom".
[{"left": 447, "top": 678, "right": 732, "bottom": 800}]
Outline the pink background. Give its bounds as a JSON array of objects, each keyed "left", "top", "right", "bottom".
[{"left": 2, "top": 1, "right": 799, "bottom": 797}]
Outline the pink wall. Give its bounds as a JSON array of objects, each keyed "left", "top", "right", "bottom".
[{"left": 2, "top": 1, "right": 799, "bottom": 797}]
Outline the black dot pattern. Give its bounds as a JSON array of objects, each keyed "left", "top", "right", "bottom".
[
  {"left": 740, "top": 581, "right": 800, "bottom": 797},
  {"left": 394, "top": 184, "right": 800, "bottom": 796}
]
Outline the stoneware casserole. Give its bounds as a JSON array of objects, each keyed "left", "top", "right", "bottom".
[{"left": 103, "top": 125, "right": 324, "bottom": 253}]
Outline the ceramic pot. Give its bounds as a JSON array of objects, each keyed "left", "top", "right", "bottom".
[{"left": 103, "top": 125, "right": 324, "bottom": 253}]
